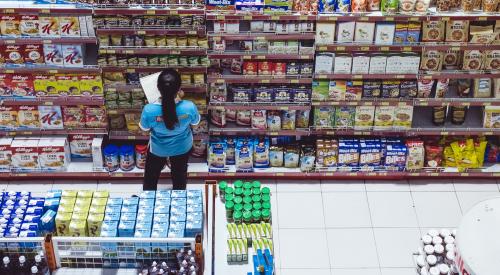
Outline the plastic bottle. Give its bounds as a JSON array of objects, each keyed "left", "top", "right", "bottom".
[
  {"left": 1, "top": 257, "right": 12, "bottom": 274},
  {"left": 19, "top": 255, "right": 30, "bottom": 275},
  {"left": 176, "top": 249, "right": 185, "bottom": 263},
  {"left": 34, "top": 254, "right": 48, "bottom": 275},
  {"left": 31, "top": 266, "right": 40, "bottom": 275}
]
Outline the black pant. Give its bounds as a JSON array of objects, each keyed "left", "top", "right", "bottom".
[{"left": 143, "top": 150, "right": 190, "bottom": 190}]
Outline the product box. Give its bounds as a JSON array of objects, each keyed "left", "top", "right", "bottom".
[
  {"left": 43, "top": 198, "right": 60, "bottom": 213},
  {"left": 39, "top": 16, "right": 60, "bottom": 37},
  {"left": 154, "top": 205, "right": 170, "bottom": 214},
  {"left": 156, "top": 190, "right": 171, "bottom": 199},
  {"left": 186, "top": 204, "right": 203, "bottom": 213},
  {"left": 62, "top": 44, "right": 83, "bottom": 68},
  {"left": 369, "top": 55, "right": 387, "bottom": 74},
  {"left": 354, "top": 106, "right": 375, "bottom": 129},
  {"left": 33, "top": 75, "right": 52, "bottom": 97},
  {"left": 89, "top": 205, "right": 105, "bottom": 214},
  {"left": 38, "top": 106, "right": 64, "bottom": 129},
  {"left": 84, "top": 106, "right": 107, "bottom": 128},
  {"left": 336, "top": 22, "right": 355, "bottom": 43},
  {"left": 55, "top": 75, "right": 77, "bottom": 96},
  {"left": 314, "top": 53, "right": 334, "bottom": 74},
  {"left": 359, "top": 142, "right": 382, "bottom": 171},
  {"left": 0, "top": 15, "right": 20, "bottom": 36},
  {"left": 37, "top": 137, "right": 70, "bottom": 171},
  {"left": 351, "top": 55, "right": 370, "bottom": 74},
  {"left": 87, "top": 213, "right": 104, "bottom": 237},
  {"left": 68, "top": 134, "right": 93, "bottom": 160},
  {"left": 171, "top": 190, "right": 187, "bottom": 198},
  {"left": 40, "top": 209, "right": 57, "bottom": 234},
  {"left": 333, "top": 55, "right": 352, "bottom": 74},
  {"left": 0, "top": 137, "right": 13, "bottom": 172},
  {"left": 394, "top": 22, "right": 408, "bottom": 44},
  {"left": 0, "top": 106, "right": 17, "bottom": 130},
  {"left": 78, "top": 16, "right": 88, "bottom": 37},
  {"left": 483, "top": 106, "right": 500, "bottom": 128},
  {"left": 43, "top": 44, "right": 63, "bottom": 67},
  {"left": 59, "top": 16, "right": 80, "bottom": 37},
  {"left": 375, "top": 23, "right": 395, "bottom": 45},
  {"left": 55, "top": 212, "right": 72, "bottom": 236},
  {"left": 374, "top": 106, "right": 395, "bottom": 129},
  {"left": 23, "top": 44, "right": 44, "bottom": 66},
  {"left": 0, "top": 74, "right": 11, "bottom": 98},
  {"left": 104, "top": 211, "right": 120, "bottom": 222},
  {"left": 85, "top": 16, "right": 95, "bottom": 37},
  {"left": 354, "top": 22, "right": 375, "bottom": 43},
  {"left": 393, "top": 105, "right": 413, "bottom": 129},
  {"left": 91, "top": 137, "right": 103, "bottom": 170},
  {"left": 62, "top": 106, "right": 85, "bottom": 128},
  {"left": 338, "top": 141, "right": 360, "bottom": 169},
  {"left": 120, "top": 212, "right": 137, "bottom": 222},
  {"left": 79, "top": 75, "right": 103, "bottom": 96},
  {"left": 17, "top": 106, "right": 40, "bottom": 129},
  {"left": 384, "top": 143, "right": 407, "bottom": 171},
  {"left": 69, "top": 219, "right": 87, "bottom": 237},
  {"left": 118, "top": 220, "right": 135, "bottom": 237},
  {"left": 10, "top": 74, "right": 34, "bottom": 98},
  {"left": 315, "top": 23, "right": 336, "bottom": 45}
]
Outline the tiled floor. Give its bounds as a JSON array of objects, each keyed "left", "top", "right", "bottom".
[{"left": 2, "top": 178, "right": 500, "bottom": 275}]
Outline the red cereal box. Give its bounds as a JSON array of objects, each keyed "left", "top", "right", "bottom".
[
  {"left": 68, "top": 134, "right": 93, "bottom": 159},
  {"left": 0, "top": 74, "right": 11, "bottom": 97},
  {"left": 0, "top": 137, "right": 13, "bottom": 172},
  {"left": 24, "top": 44, "right": 44, "bottom": 65},
  {"left": 62, "top": 106, "right": 86, "bottom": 128},
  {"left": 0, "top": 45, "right": 6, "bottom": 66},
  {"left": 258, "top": 62, "right": 274, "bottom": 75},
  {"left": 243, "top": 62, "right": 258, "bottom": 75},
  {"left": 4, "top": 45, "right": 25, "bottom": 66},
  {"left": 273, "top": 62, "right": 287, "bottom": 75},
  {"left": 84, "top": 106, "right": 107, "bottom": 128},
  {"left": 0, "top": 106, "right": 18, "bottom": 130},
  {"left": 0, "top": 15, "right": 20, "bottom": 36},
  {"left": 10, "top": 74, "right": 34, "bottom": 98},
  {"left": 17, "top": 105, "right": 40, "bottom": 129}
]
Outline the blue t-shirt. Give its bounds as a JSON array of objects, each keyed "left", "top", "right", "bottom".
[{"left": 140, "top": 100, "right": 200, "bottom": 157}]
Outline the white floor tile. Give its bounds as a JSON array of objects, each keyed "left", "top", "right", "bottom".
[
  {"left": 453, "top": 179, "right": 499, "bottom": 192},
  {"left": 52, "top": 180, "right": 98, "bottom": 190},
  {"left": 327, "top": 228, "right": 379, "bottom": 268},
  {"left": 279, "top": 229, "right": 330, "bottom": 269},
  {"left": 412, "top": 192, "right": 462, "bottom": 228},
  {"left": 277, "top": 192, "right": 325, "bottom": 229},
  {"left": 409, "top": 179, "right": 454, "bottom": 192},
  {"left": 321, "top": 180, "right": 365, "bottom": 192},
  {"left": 280, "top": 269, "right": 331, "bottom": 275},
  {"left": 374, "top": 228, "right": 420, "bottom": 268},
  {"left": 277, "top": 181, "right": 321, "bottom": 192},
  {"left": 380, "top": 268, "right": 415, "bottom": 275},
  {"left": 456, "top": 192, "right": 500, "bottom": 213},
  {"left": 331, "top": 268, "right": 381, "bottom": 275},
  {"left": 323, "top": 192, "right": 372, "bottom": 228},
  {"left": 365, "top": 180, "right": 410, "bottom": 192},
  {"left": 367, "top": 192, "right": 418, "bottom": 228}
]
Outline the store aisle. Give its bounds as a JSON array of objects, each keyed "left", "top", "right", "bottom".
[{"left": 272, "top": 179, "right": 500, "bottom": 275}]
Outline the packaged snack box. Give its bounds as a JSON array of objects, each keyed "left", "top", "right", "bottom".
[
  {"left": 38, "top": 106, "right": 64, "bottom": 129},
  {"left": 43, "top": 44, "right": 63, "bottom": 67},
  {"left": 59, "top": 17, "right": 80, "bottom": 37},
  {"left": 0, "top": 106, "right": 18, "bottom": 130},
  {"left": 39, "top": 16, "right": 60, "bottom": 37},
  {"left": 23, "top": 44, "right": 44, "bottom": 66},
  {"left": 79, "top": 75, "right": 103, "bottom": 96},
  {"left": 17, "top": 105, "right": 40, "bottom": 129},
  {"left": 10, "top": 74, "right": 34, "bottom": 98},
  {"left": 11, "top": 138, "right": 39, "bottom": 171},
  {"left": 62, "top": 45, "right": 83, "bottom": 68},
  {"left": 20, "top": 15, "right": 39, "bottom": 37},
  {"left": 0, "top": 137, "right": 13, "bottom": 172},
  {"left": 0, "top": 15, "right": 20, "bottom": 36},
  {"left": 38, "top": 137, "right": 70, "bottom": 171},
  {"left": 69, "top": 219, "right": 87, "bottom": 237}
]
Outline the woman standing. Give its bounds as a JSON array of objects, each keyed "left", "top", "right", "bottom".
[{"left": 139, "top": 69, "right": 200, "bottom": 190}]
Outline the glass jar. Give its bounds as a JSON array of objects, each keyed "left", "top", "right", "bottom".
[
  {"left": 243, "top": 211, "right": 252, "bottom": 223},
  {"left": 432, "top": 106, "right": 447, "bottom": 126},
  {"left": 233, "top": 211, "right": 243, "bottom": 224},
  {"left": 262, "top": 209, "right": 271, "bottom": 222},
  {"left": 252, "top": 210, "right": 261, "bottom": 223},
  {"left": 451, "top": 106, "right": 467, "bottom": 125},
  {"left": 225, "top": 201, "right": 234, "bottom": 220}
]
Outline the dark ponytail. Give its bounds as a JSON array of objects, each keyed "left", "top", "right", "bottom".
[{"left": 157, "top": 69, "right": 181, "bottom": 130}]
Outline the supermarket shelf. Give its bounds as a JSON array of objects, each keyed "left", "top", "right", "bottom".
[
  {"left": 101, "top": 66, "right": 207, "bottom": 73},
  {"left": 207, "top": 75, "right": 313, "bottom": 84},
  {"left": 316, "top": 11, "right": 500, "bottom": 22},
  {"left": 93, "top": 6, "right": 205, "bottom": 15},
  {"left": 104, "top": 83, "right": 207, "bottom": 93},
  {"left": 96, "top": 27, "right": 206, "bottom": 36},
  {"left": 312, "top": 98, "right": 500, "bottom": 107},
  {"left": 0, "top": 66, "right": 101, "bottom": 74},
  {"left": 3, "top": 162, "right": 500, "bottom": 180},
  {"left": 107, "top": 108, "right": 141, "bottom": 115},
  {"left": 0, "top": 97, "right": 105, "bottom": 106},
  {"left": 315, "top": 70, "right": 500, "bottom": 80},
  {"left": 316, "top": 42, "right": 500, "bottom": 52},
  {"left": 209, "top": 126, "right": 310, "bottom": 136},
  {"left": 0, "top": 128, "right": 108, "bottom": 137},
  {"left": 0, "top": 7, "right": 92, "bottom": 15},
  {"left": 208, "top": 102, "right": 311, "bottom": 111},
  {"left": 206, "top": 12, "right": 317, "bottom": 21},
  {"left": 208, "top": 32, "right": 315, "bottom": 41},
  {"left": 208, "top": 52, "right": 314, "bottom": 60},
  {"left": 108, "top": 130, "right": 209, "bottom": 141},
  {"left": 0, "top": 37, "right": 97, "bottom": 45},
  {"left": 311, "top": 127, "right": 500, "bottom": 136},
  {"left": 99, "top": 47, "right": 207, "bottom": 55}
]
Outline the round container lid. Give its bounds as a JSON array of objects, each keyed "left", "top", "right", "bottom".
[
  {"left": 234, "top": 188, "right": 243, "bottom": 196},
  {"left": 429, "top": 266, "right": 439, "bottom": 275},
  {"left": 219, "top": 181, "right": 228, "bottom": 189},
  {"left": 252, "top": 181, "right": 261, "bottom": 188},
  {"left": 252, "top": 195, "right": 261, "bottom": 202},
  {"left": 424, "top": 244, "right": 435, "bottom": 255},
  {"left": 243, "top": 189, "right": 252, "bottom": 197},
  {"left": 262, "top": 202, "right": 271, "bottom": 210},
  {"left": 445, "top": 243, "right": 455, "bottom": 252},
  {"left": 432, "top": 236, "right": 443, "bottom": 245},
  {"left": 261, "top": 187, "right": 271, "bottom": 194},
  {"left": 434, "top": 244, "right": 444, "bottom": 254},
  {"left": 233, "top": 196, "right": 243, "bottom": 204},
  {"left": 252, "top": 210, "right": 261, "bottom": 219},
  {"left": 234, "top": 204, "right": 243, "bottom": 212},
  {"left": 262, "top": 209, "right": 271, "bottom": 218},
  {"left": 225, "top": 187, "right": 234, "bottom": 195},
  {"left": 252, "top": 188, "right": 261, "bottom": 195},
  {"left": 243, "top": 182, "right": 253, "bottom": 190},
  {"left": 233, "top": 211, "right": 242, "bottom": 220},
  {"left": 262, "top": 194, "right": 271, "bottom": 202},
  {"left": 422, "top": 234, "right": 433, "bottom": 245},
  {"left": 233, "top": 180, "right": 243, "bottom": 188},
  {"left": 438, "top": 264, "right": 449, "bottom": 274},
  {"left": 444, "top": 235, "right": 455, "bottom": 245},
  {"left": 243, "top": 204, "right": 253, "bottom": 211},
  {"left": 243, "top": 211, "right": 252, "bottom": 220},
  {"left": 426, "top": 255, "right": 437, "bottom": 265},
  {"left": 243, "top": 196, "right": 252, "bottom": 204},
  {"left": 225, "top": 201, "right": 234, "bottom": 209},
  {"left": 456, "top": 197, "right": 500, "bottom": 275},
  {"left": 253, "top": 202, "right": 262, "bottom": 210},
  {"left": 225, "top": 194, "right": 234, "bottom": 202},
  {"left": 440, "top": 229, "right": 451, "bottom": 238},
  {"left": 428, "top": 229, "right": 439, "bottom": 237}
]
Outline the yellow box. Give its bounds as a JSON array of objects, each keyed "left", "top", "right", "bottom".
[
  {"left": 62, "top": 190, "right": 78, "bottom": 198},
  {"left": 33, "top": 75, "right": 53, "bottom": 96},
  {"left": 57, "top": 204, "right": 74, "bottom": 214},
  {"left": 46, "top": 76, "right": 59, "bottom": 96},
  {"left": 89, "top": 205, "right": 106, "bottom": 214},
  {"left": 55, "top": 75, "right": 79, "bottom": 96},
  {"left": 71, "top": 211, "right": 88, "bottom": 221},
  {"left": 77, "top": 190, "right": 94, "bottom": 198},
  {"left": 69, "top": 219, "right": 87, "bottom": 237},
  {"left": 73, "top": 204, "right": 90, "bottom": 214},
  {"left": 75, "top": 197, "right": 92, "bottom": 207},
  {"left": 55, "top": 212, "right": 72, "bottom": 236},
  {"left": 79, "top": 75, "right": 103, "bottom": 96},
  {"left": 87, "top": 213, "right": 104, "bottom": 237},
  {"left": 59, "top": 197, "right": 76, "bottom": 207},
  {"left": 91, "top": 198, "right": 108, "bottom": 207},
  {"left": 93, "top": 191, "right": 109, "bottom": 198}
]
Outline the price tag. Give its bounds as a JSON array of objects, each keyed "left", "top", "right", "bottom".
[
  {"left": 16, "top": 173, "right": 28, "bottom": 177},
  {"left": 325, "top": 172, "right": 334, "bottom": 176},
  {"left": 299, "top": 15, "right": 308, "bottom": 20},
  {"left": 354, "top": 131, "right": 362, "bottom": 135},
  {"left": 328, "top": 16, "right": 337, "bottom": 21},
  {"left": 189, "top": 173, "right": 197, "bottom": 177},
  {"left": 410, "top": 173, "right": 419, "bottom": 176},
  {"left": 348, "top": 102, "right": 357, "bottom": 106},
  {"left": 451, "top": 47, "right": 460, "bottom": 51},
  {"left": 430, "top": 173, "right": 439, "bottom": 176},
  {"left": 43, "top": 101, "right": 54, "bottom": 106},
  {"left": 242, "top": 55, "right": 251, "bottom": 60},
  {"left": 385, "top": 17, "right": 394, "bottom": 21},
  {"left": 460, "top": 173, "right": 469, "bottom": 177},
  {"left": 441, "top": 131, "right": 449, "bottom": 135},
  {"left": 484, "top": 102, "right": 491, "bottom": 106},
  {"left": 478, "top": 16, "right": 487, "bottom": 21},
  {"left": 255, "top": 36, "right": 266, "bottom": 40},
  {"left": 126, "top": 68, "right": 136, "bottom": 73},
  {"left": 42, "top": 39, "right": 52, "bottom": 44},
  {"left": 107, "top": 49, "right": 116, "bottom": 54},
  {"left": 326, "top": 131, "right": 335, "bottom": 135},
  {"left": 353, "top": 75, "right": 363, "bottom": 79},
  {"left": 170, "top": 10, "right": 178, "bottom": 15},
  {"left": 290, "top": 79, "right": 299, "bottom": 84},
  {"left": 362, "top": 132, "right": 371, "bottom": 135},
  {"left": 260, "top": 79, "right": 270, "bottom": 83},
  {"left": 360, "top": 46, "right": 370, "bottom": 51},
  {"left": 275, "top": 172, "right": 284, "bottom": 176},
  {"left": 336, "top": 46, "right": 345, "bottom": 51},
  {"left": 40, "top": 9, "right": 50, "bottom": 14},
  {"left": 107, "top": 88, "right": 116, "bottom": 92},
  {"left": 226, "top": 172, "right": 236, "bottom": 176},
  {"left": 188, "top": 30, "right": 197, "bottom": 35},
  {"left": 485, "top": 132, "right": 494, "bottom": 135},
  {"left": 269, "top": 132, "right": 278, "bottom": 136},
  {"left": 312, "top": 102, "right": 320, "bottom": 106},
  {"left": 368, "top": 172, "right": 376, "bottom": 176},
  {"left": 279, "top": 106, "right": 289, "bottom": 110},
  {"left": 3, "top": 9, "right": 15, "bottom": 13},
  {"left": 317, "top": 75, "right": 327, "bottom": 79},
  {"left": 243, "top": 15, "right": 252, "bottom": 20},
  {"left": 256, "top": 55, "right": 265, "bottom": 59},
  {"left": 318, "top": 46, "right": 327, "bottom": 51},
  {"left": 380, "top": 46, "right": 389, "bottom": 51},
  {"left": 359, "top": 16, "right": 369, "bottom": 21},
  {"left": 300, "top": 55, "right": 309, "bottom": 59},
  {"left": 48, "top": 70, "right": 58, "bottom": 74},
  {"left": 399, "top": 102, "right": 408, "bottom": 106},
  {"left": 396, "top": 75, "right": 406, "bottom": 79},
  {"left": 216, "top": 15, "right": 225, "bottom": 20},
  {"left": 213, "top": 36, "right": 221, "bottom": 42},
  {"left": 422, "top": 75, "right": 432, "bottom": 80},
  {"left": 381, "top": 102, "right": 390, "bottom": 106},
  {"left": 170, "top": 50, "right": 180, "bottom": 55},
  {"left": 127, "top": 136, "right": 136, "bottom": 140},
  {"left": 442, "top": 17, "right": 450, "bottom": 21},
  {"left": 403, "top": 47, "right": 412, "bottom": 51},
  {"left": 493, "top": 173, "right": 500, "bottom": 177},
  {"left": 348, "top": 172, "right": 356, "bottom": 176},
  {"left": 108, "top": 110, "right": 118, "bottom": 115},
  {"left": 137, "top": 30, "right": 146, "bottom": 35},
  {"left": 124, "top": 50, "right": 134, "bottom": 54},
  {"left": 461, "top": 102, "right": 470, "bottom": 106},
  {"left": 216, "top": 79, "right": 225, "bottom": 83},
  {"left": 4, "top": 40, "right": 15, "bottom": 44},
  {"left": 146, "top": 10, "right": 156, "bottom": 15},
  {"left": 271, "top": 15, "right": 280, "bottom": 20},
  {"left": 364, "top": 102, "right": 373, "bottom": 106}
]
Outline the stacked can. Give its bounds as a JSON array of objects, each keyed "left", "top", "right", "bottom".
[{"left": 219, "top": 180, "right": 271, "bottom": 224}]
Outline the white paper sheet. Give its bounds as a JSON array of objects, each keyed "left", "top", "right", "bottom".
[{"left": 139, "top": 71, "right": 161, "bottom": 104}]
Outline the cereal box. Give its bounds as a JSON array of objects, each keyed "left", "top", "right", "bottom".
[
  {"left": 0, "top": 45, "right": 6, "bottom": 66},
  {"left": 4, "top": 45, "right": 25, "bottom": 66},
  {"left": 59, "top": 17, "right": 80, "bottom": 37},
  {"left": 69, "top": 134, "right": 93, "bottom": 160},
  {"left": 38, "top": 106, "right": 64, "bottom": 129},
  {"left": 393, "top": 105, "right": 413, "bottom": 129},
  {"left": 85, "top": 106, "right": 107, "bottom": 128},
  {"left": 39, "top": 16, "right": 60, "bottom": 37},
  {"left": 483, "top": 106, "right": 500, "bottom": 128},
  {"left": 0, "top": 15, "right": 20, "bottom": 36},
  {"left": 17, "top": 105, "right": 40, "bottom": 129},
  {"left": 11, "top": 74, "right": 35, "bottom": 98},
  {"left": 0, "top": 106, "right": 17, "bottom": 129},
  {"left": 374, "top": 106, "right": 395, "bottom": 129},
  {"left": 405, "top": 140, "right": 424, "bottom": 170},
  {"left": 354, "top": 106, "right": 375, "bottom": 129},
  {"left": 79, "top": 75, "right": 103, "bottom": 96},
  {"left": 23, "top": 44, "right": 44, "bottom": 66},
  {"left": 43, "top": 44, "right": 64, "bottom": 67},
  {"left": 20, "top": 15, "right": 39, "bottom": 37},
  {"left": 38, "top": 137, "right": 70, "bottom": 171},
  {"left": 11, "top": 138, "right": 39, "bottom": 172},
  {"left": 62, "top": 106, "right": 85, "bottom": 128},
  {"left": 62, "top": 45, "right": 83, "bottom": 68},
  {"left": 0, "top": 74, "right": 11, "bottom": 97},
  {"left": 328, "top": 80, "right": 346, "bottom": 100},
  {"left": 33, "top": 75, "right": 52, "bottom": 97},
  {"left": 55, "top": 75, "right": 73, "bottom": 96},
  {"left": 0, "top": 137, "right": 13, "bottom": 172}
]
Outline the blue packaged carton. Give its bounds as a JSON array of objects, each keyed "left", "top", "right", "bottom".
[
  {"left": 26, "top": 207, "right": 44, "bottom": 216},
  {"left": 169, "top": 222, "right": 186, "bottom": 231},
  {"left": 170, "top": 206, "right": 186, "bottom": 215},
  {"left": 155, "top": 197, "right": 171, "bottom": 207},
  {"left": 154, "top": 205, "right": 170, "bottom": 214},
  {"left": 101, "top": 220, "right": 119, "bottom": 231},
  {"left": 167, "top": 229, "right": 185, "bottom": 249},
  {"left": 105, "top": 204, "right": 122, "bottom": 214},
  {"left": 151, "top": 227, "right": 169, "bottom": 253},
  {"left": 137, "top": 206, "right": 154, "bottom": 215},
  {"left": 120, "top": 212, "right": 137, "bottom": 221},
  {"left": 338, "top": 141, "right": 360, "bottom": 170},
  {"left": 139, "top": 199, "right": 155, "bottom": 208},
  {"left": 152, "top": 222, "right": 169, "bottom": 232},
  {"left": 135, "top": 222, "right": 152, "bottom": 231},
  {"left": 19, "top": 230, "right": 37, "bottom": 237},
  {"left": 40, "top": 209, "right": 57, "bottom": 234},
  {"left": 171, "top": 190, "right": 186, "bottom": 198},
  {"left": 171, "top": 198, "right": 186, "bottom": 207},
  {"left": 120, "top": 204, "right": 138, "bottom": 213},
  {"left": 187, "top": 212, "right": 203, "bottom": 222},
  {"left": 123, "top": 197, "right": 139, "bottom": 206},
  {"left": 107, "top": 198, "right": 123, "bottom": 206},
  {"left": 45, "top": 190, "right": 62, "bottom": 199},
  {"left": 153, "top": 214, "right": 169, "bottom": 224},
  {"left": 170, "top": 212, "right": 186, "bottom": 223},
  {"left": 187, "top": 197, "right": 202, "bottom": 205},
  {"left": 104, "top": 212, "right": 121, "bottom": 221},
  {"left": 384, "top": 143, "right": 407, "bottom": 171},
  {"left": 187, "top": 204, "right": 203, "bottom": 213},
  {"left": 118, "top": 220, "right": 135, "bottom": 237},
  {"left": 359, "top": 141, "right": 382, "bottom": 171},
  {"left": 185, "top": 220, "right": 203, "bottom": 237},
  {"left": 155, "top": 190, "right": 171, "bottom": 199},
  {"left": 20, "top": 222, "right": 39, "bottom": 232},
  {"left": 139, "top": 191, "right": 156, "bottom": 200},
  {"left": 43, "top": 198, "right": 60, "bottom": 212},
  {"left": 23, "top": 215, "right": 41, "bottom": 223},
  {"left": 28, "top": 198, "right": 45, "bottom": 207},
  {"left": 136, "top": 213, "right": 153, "bottom": 223},
  {"left": 187, "top": 190, "right": 202, "bottom": 199}
]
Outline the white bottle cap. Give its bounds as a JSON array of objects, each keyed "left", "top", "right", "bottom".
[
  {"left": 158, "top": 270, "right": 165, "bottom": 274},
  {"left": 428, "top": 229, "right": 439, "bottom": 237},
  {"left": 444, "top": 235, "right": 455, "bottom": 245},
  {"left": 190, "top": 256, "right": 196, "bottom": 263},
  {"left": 416, "top": 255, "right": 426, "bottom": 267},
  {"left": 179, "top": 267, "right": 185, "bottom": 272},
  {"left": 424, "top": 244, "right": 435, "bottom": 255},
  {"left": 190, "top": 265, "right": 196, "bottom": 271},
  {"left": 426, "top": 255, "right": 437, "bottom": 266},
  {"left": 35, "top": 255, "right": 41, "bottom": 263},
  {"left": 446, "top": 251, "right": 455, "bottom": 261},
  {"left": 420, "top": 267, "right": 430, "bottom": 275},
  {"left": 429, "top": 266, "right": 440, "bottom": 275},
  {"left": 182, "top": 260, "right": 188, "bottom": 266},
  {"left": 440, "top": 229, "right": 451, "bottom": 238},
  {"left": 188, "top": 250, "right": 193, "bottom": 256},
  {"left": 422, "top": 235, "right": 433, "bottom": 245},
  {"left": 31, "top": 266, "right": 38, "bottom": 274},
  {"left": 438, "top": 264, "right": 450, "bottom": 274},
  {"left": 432, "top": 236, "right": 443, "bottom": 245},
  {"left": 152, "top": 261, "right": 157, "bottom": 267},
  {"left": 19, "top": 256, "right": 26, "bottom": 263},
  {"left": 445, "top": 243, "right": 455, "bottom": 252},
  {"left": 3, "top": 257, "right": 9, "bottom": 265},
  {"left": 434, "top": 244, "right": 445, "bottom": 254},
  {"left": 161, "top": 262, "right": 167, "bottom": 267},
  {"left": 152, "top": 267, "right": 157, "bottom": 272}
]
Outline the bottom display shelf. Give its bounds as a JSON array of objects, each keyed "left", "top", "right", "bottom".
[{"left": 2, "top": 163, "right": 500, "bottom": 180}]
